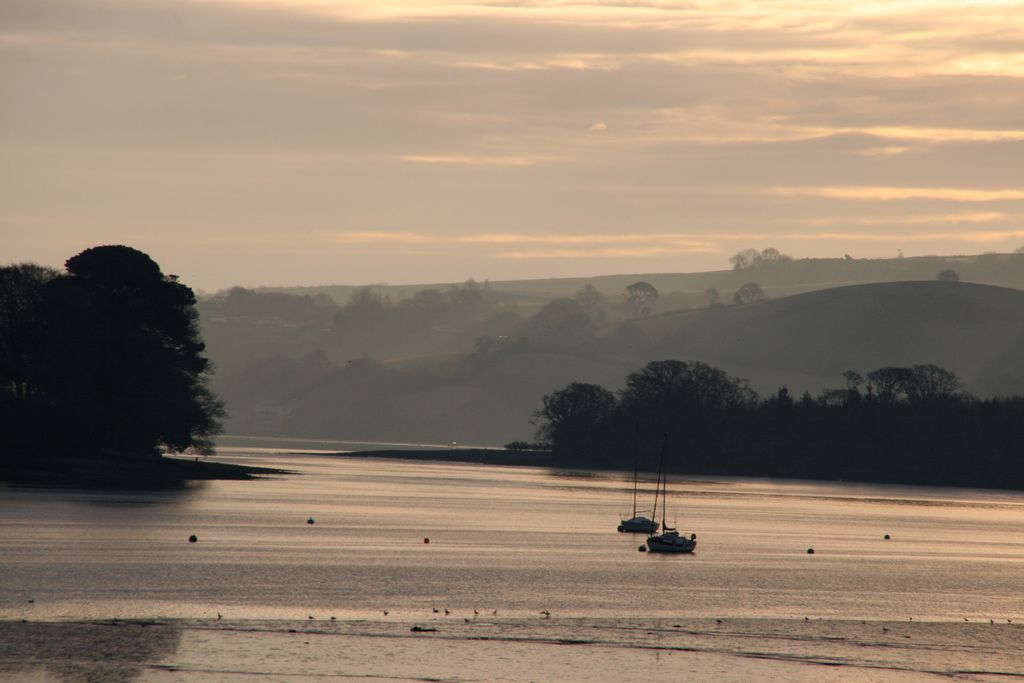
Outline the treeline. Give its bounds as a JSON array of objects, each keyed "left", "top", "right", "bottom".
[
  {"left": 533, "top": 360, "right": 1024, "bottom": 489},
  {"left": 1, "top": 246, "right": 223, "bottom": 467}
]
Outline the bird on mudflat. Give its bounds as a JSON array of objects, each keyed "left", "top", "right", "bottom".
[{"left": 540, "top": 610, "right": 551, "bottom": 618}]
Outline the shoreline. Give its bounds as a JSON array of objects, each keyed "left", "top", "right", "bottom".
[
  {"left": 0, "top": 455, "right": 288, "bottom": 490},
  {"left": 335, "top": 448, "right": 1024, "bottom": 493},
  {"left": 332, "top": 447, "right": 552, "bottom": 467}
]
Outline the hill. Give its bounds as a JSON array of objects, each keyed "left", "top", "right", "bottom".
[
  {"left": 257, "top": 252, "right": 1024, "bottom": 308},
  {"left": 634, "top": 281, "right": 1024, "bottom": 398},
  {"left": 208, "top": 280, "right": 1024, "bottom": 446}
]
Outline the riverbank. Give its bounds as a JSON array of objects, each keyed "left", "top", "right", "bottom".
[{"left": 0, "top": 454, "right": 286, "bottom": 490}]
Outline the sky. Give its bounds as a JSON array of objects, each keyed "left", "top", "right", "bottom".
[{"left": 2, "top": 0, "right": 1023, "bottom": 292}]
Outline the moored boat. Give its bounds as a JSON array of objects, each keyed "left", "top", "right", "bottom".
[
  {"left": 645, "top": 435, "right": 697, "bottom": 554},
  {"left": 618, "top": 423, "right": 659, "bottom": 534}
]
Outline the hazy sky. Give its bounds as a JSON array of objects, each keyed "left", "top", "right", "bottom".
[{"left": 3, "top": 0, "right": 1023, "bottom": 291}]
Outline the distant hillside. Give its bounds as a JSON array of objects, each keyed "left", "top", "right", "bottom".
[
  {"left": 208, "top": 279, "right": 1024, "bottom": 446},
  {"left": 256, "top": 252, "right": 1024, "bottom": 309},
  {"left": 634, "top": 281, "right": 1024, "bottom": 397}
]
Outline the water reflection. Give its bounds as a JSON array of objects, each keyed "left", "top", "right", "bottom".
[{"left": 0, "top": 621, "right": 181, "bottom": 682}]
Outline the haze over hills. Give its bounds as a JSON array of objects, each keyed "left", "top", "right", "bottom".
[
  {"left": 259, "top": 252, "right": 1024, "bottom": 310},
  {"left": 199, "top": 254, "right": 1024, "bottom": 446}
]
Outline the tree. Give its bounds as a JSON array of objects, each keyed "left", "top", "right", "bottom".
[
  {"left": 729, "top": 248, "right": 761, "bottom": 270},
  {"left": 937, "top": 269, "right": 960, "bottom": 282},
  {"left": 28, "top": 246, "right": 224, "bottom": 457},
  {"left": 905, "top": 364, "right": 963, "bottom": 404},
  {"left": 733, "top": 282, "right": 764, "bottom": 305},
  {"left": 526, "top": 298, "right": 593, "bottom": 348},
  {"left": 625, "top": 281, "right": 658, "bottom": 317},
  {"left": 533, "top": 382, "right": 616, "bottom": 449},
  {"left": 729, "top": 247, "right": 791, "bottom": 270},
  {"left": 704, "top": 287, "right": 720, "bottom": 306},
  {"left": 619, "top": 360, "right": 754, "bottom": 414},
  {"left": 866, "top": 366, "right": 915, "bottom": 406},
  {"left": 345, "top": 287, "right": 388, "bottom": 316},
  {"left": 843, "top": 370, "right": 864, "bottom": 392},
  {"left": 574, "top": 284, "right": 606, "bottom": 319},
  {"left": 0, "top": 264, "right": 58, "bottom": 402}
]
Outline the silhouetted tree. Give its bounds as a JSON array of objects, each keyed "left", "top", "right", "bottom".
[
  {"left": 733, "top": 282, "right": 764, "bottom": 304},
  {"left": 937, "top": 269, "right": 960, "bottom": 282},
  {"left": 704, "top": 287, "right": 720, "bottom": 306},
  {"left": 867, "top": 366, "right": 915, "bottom": 406},
  {"left": 905, "top": 364, "right": 963, "bottom": 404},
  {"left": 533, "top": 382, "right": 616, "bottom": 452},
  {"left": 14, "top": 246, "right": 224, "bottom": 459},
  {"left": 843, "top": 370, "right": 864, "bottom": 392},
  {"left": 626, "top": 281, "right": 659, "bottom": 317},
  {"left": 0, "top": 264, "right": 58, "bottom": 402},
  {"left": 530, "top": 361, "right": 1024, "bottom": 489},
  {"left": 620, "top": 360, "right": 754, "bottom": 413}
]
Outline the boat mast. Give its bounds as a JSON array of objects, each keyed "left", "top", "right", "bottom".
[
  {"left": 651, "top": 434, "right": 668, "bottom": 532},
  {"left": 656, "top": 435, "right": 668, "bottom": 531},
  {"left": 631, "top": 421, "right": 640, "bottom": 518}
]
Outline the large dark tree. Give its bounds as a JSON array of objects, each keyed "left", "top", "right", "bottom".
[
  {"left": 533, "top": 382, "right": 616, "bottom": 457},
  {"left": 3, "top": 246, "right": 223, "bottom": 460},
  {"left": 0, "top": 264, "right": 58, "bottom": 402}
]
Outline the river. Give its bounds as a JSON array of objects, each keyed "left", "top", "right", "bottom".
[{"left": 1, "top": 449, "right": 1022, "bottom": 681}]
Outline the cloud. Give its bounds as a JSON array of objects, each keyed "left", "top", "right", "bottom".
[
  {"left": 398, "top": 154, "right": 557, "bottom": 166},
  {"left": 762, "top": 187, "right": 1024, "bottom": 202},
  {"left": 4, "top": 0, "right": 1024, "bottom": 288}
]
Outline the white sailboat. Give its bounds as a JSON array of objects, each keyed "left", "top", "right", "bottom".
[
  {"left": 646, "top": 435, "right": 697, "bottom": 554},
  {"left": 618, "top": 424, "right": 659, "bottom": 533}
]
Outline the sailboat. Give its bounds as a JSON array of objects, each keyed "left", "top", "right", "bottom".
[
  {"left": 646, "top": 435, "right": 697, "bottom": 554},
  {"left": 618, "top": 423, "right": 659, "bottom": 533}
]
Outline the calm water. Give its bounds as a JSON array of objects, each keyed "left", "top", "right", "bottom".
[{"left": 3, "top": 450, "right": 1023, "bottom": 623}]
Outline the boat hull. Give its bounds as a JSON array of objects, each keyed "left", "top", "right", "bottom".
[
  {"left": 618, "top": 516, "right": 659, "bottom": 533},
  {"left": 646, "top": 533, "right": 696, "bottom": 554}
]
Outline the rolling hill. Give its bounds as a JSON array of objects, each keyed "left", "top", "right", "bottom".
[
  {"left": 210, "top": 280, "right": 1024, "bottom": 446},
  {"left": 634, "top": 280, "right": 1024, "bottom": 397}
]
